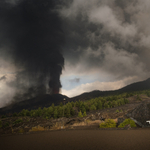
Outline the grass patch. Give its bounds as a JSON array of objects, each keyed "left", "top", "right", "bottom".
[
  {"left": 118, "top": 118, "right": 136, "bottom": 128},
  {"left": 99, "top": 119, "right": 116, "bottom": 128}
]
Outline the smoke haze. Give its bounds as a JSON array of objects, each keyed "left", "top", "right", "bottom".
[
  {"left": 0, "top": 0, "right": 64, "bottom": 106},
  {"left": 0, "top": 0, "right": 150, "bottom": 107}
]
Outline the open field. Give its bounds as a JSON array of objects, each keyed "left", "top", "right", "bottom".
[{"left": 1, "top": 129, "right": 150, "bottom": 150}]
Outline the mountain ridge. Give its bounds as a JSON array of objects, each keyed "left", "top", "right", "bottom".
[{"left": 0, "top": 77, "right": 150, "bottom": 115}]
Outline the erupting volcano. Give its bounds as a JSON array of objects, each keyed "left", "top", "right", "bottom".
[
  {"left": 0, "top": 0, "right": 65, "bottom": 101},
  {"left": 49, "top": 64, "right": 63, "bottom": 94}
]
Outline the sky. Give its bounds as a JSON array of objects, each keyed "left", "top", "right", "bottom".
[{"left": 0, "top": 0, "right": 150, "bottom": 107}]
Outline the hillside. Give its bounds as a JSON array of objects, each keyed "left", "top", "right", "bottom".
[
  {"left": 69, "top": 78, "right": 150, "bottom": 101},
  {"left": 0, "top": 77, "right": 150, "bottom": 115},
  {"left": 0, "top": 94, "right": 68, "bottom": 115},
  {"left": 1, "top": 93, "right": 150, "bottom": 135}
]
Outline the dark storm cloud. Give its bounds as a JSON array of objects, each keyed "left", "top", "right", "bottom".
[
  {"left": 0, "top": 0, "right": 64, "bottom": 101},
  {"left": 57, "top": 0, "right": 150, "bottom": 80},
  {"left": 0, "top": 75, "right": 7, "bottom": 81}
]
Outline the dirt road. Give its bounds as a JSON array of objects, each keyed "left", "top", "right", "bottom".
[{"left": 1, "top": 129, "right": 150, "bottom": 150}]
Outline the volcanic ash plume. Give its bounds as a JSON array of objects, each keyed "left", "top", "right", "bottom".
[{"left": 0, "top": 0, "right": 64, "bottom": 102}]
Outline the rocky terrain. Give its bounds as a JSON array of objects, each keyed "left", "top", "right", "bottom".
[{"left": 1, "top": 94, "right": 150, "bottom": 135}]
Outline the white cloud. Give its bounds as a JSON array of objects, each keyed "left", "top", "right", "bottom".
[{"left": 61, "top": 76, "right": 140, "bottom": 97}]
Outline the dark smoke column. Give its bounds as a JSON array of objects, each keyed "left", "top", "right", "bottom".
[
  {"left": 0, "top": 0, "right": 64, "bottom": 98},
  {"left": 49, "top": 64, "right": 63, "bottom": 94}
]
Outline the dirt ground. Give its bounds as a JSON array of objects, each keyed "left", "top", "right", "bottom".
[{"left": 1, "top": 129, "right": 150, "bottom": 150}]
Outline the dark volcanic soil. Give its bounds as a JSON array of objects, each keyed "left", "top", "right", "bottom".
[{"left": 1, "top": 129, "right": 150, "bottom": 150}]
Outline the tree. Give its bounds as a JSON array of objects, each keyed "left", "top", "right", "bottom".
[
  {"left": 81, "top": 105, "right": 86, "bottom": 113},
  {"left": 90, "top": 104, "right": 96, "bottom": 111},
  {"left": 54, "top": 109, "right": 58, "bottom": 119},
  {"left": 51, "top": 103, "right": 55, "bottom": 109},
  {"left": 66, "top": 107, "right": 71, "bottom": 118},
  {"left": 104, "top": 102, "right": 108, "bottom": 108},
  {"left": 70, "top": 107, "right": 75, "bottom": 116},
  {"left": 85, "top": 104, "right": 90, "bottom": 111},
  {"left": 78, "top": 111, "right": 83, "bottom": 118},
  {"left": 57, "top": 106, "right": 63, "bottom": 118},
  {"left": 97, "top": 100, "right": 102, "bottom": 109},
  {"left": 112, "top": 101, "right": 118, "bottom": 107},
  {"left": 83, "top": 111, "right": 87, "bottom": 117},
  {"left": 59, "top": 102, "right": 63, "bottom": 107},
  {"left": 47, "top": 106, "right": 53, "bottom": 116},
  {"left": 71, "top": 101, "right": 75, "bottom": 107}
]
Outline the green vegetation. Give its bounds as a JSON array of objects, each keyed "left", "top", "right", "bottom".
[
  {"left": 3, "top": 89, "right": 150, "bottom": 120},
  {"left": 13, "top": 112, "right": 18, "bottom": 117},
  {"left": 115, "top": 109, "right": 119, "bottom": 113},
  {"left": 99, "top": 119, "right": 116, "bottom": 128},
  {"left": 83, "top": 111, "right": 87, "bottom": 117},
  {"left": 13, "top": 119, "right": 23, "bottom": 125},
  {"left": 3, "top": 122, "right": 9, "bottom": 128},
  {"left": 78, "top": 111, "right": 83, "bottom": 118},
  {"left": 118, "top": 119, "right": 136, "bottom": 128},
  {"left": 136, "top": 95, "right": 142, "bottom": 101}
]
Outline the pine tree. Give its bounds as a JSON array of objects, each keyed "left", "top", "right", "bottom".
[
  {"left": 57, "top": 106, "right": 63, "bottom": 118},
  {"left": 59, "top": 102, "right": 63, "bottom": 107},
  {"left": 54, "top": 109, "right": 58, "bottom": 119},
  {"left": 97, "top": 100, "right": 102, "bottom": 109},
  {"left": 90, "top": 104, "right": 96, "bottom": 111},
  {"left": 83, "top": 111, "right": 87, "bottom": 117},
  {"left": 70, "top": 107, "right": 75, "bottom": 116},
  {"left": 66, "top": 107, "right": 71, "bottom": 118},
  {"left": 81, "top": 106, "right": 86, "bottom": 113},
  {"left": 78, "top": 111, "right": 83, "bottom": 118}
]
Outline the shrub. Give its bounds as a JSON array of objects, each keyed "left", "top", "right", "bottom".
[
  {"left": 90, "top": 104, "right": 96, "bottom": 111},
  {"left": 13, "top": 112, "right": 18, "bottom": 117},
  {"left": 78, "top": 111, "right": 83, "bottom": 118},
  {"left": 99, "top": 119, "right": 116, "bottom": 128},
  {"left": 1, "top": 115, "right": 6, "bottom": 118},
  {"left": 115, "top": 109, "right": 119, "bottom": 113},
  {"left": 136, "top": 95, "right": 142, "bottom": 101},
  {"left": 118, "top": 118, "right": 136, "bottom": 128},
  {"left": 146, "top": 91, "right": 150, "bottom": 97},
  {"left": 83, "top": 111, "right": 87, "bottom": 117},
  {"left": 3, "top": 122, "right": 9, "bottom": 128},
  {"left": 124, "top": 98, "right": 129, "bottom": 104},
  {"left": 13, "top": 119, "right": 23, "bottom": 124}
]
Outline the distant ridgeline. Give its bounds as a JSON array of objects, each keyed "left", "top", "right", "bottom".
[
  {"left": 0, "top": 78, "right": 150, "bottom": 116},
  {"left": 0, "top": 89, "right": 150, "bottom": 119}
]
